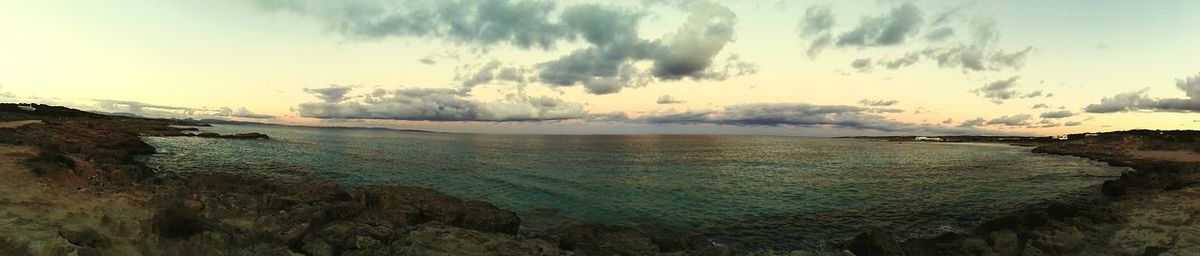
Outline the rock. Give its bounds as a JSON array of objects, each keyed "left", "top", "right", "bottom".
[
  {"left": 988, "top": 229, "right": 1020, "bottom": 256},
  {"left": 153, "top": 207, "right": 204, "bottom": 239},
  {"left": 303, "top": 239, "right": 335, "bottom": 256},
  {"left": 459, "top": 201, "right": 521, "bottom": 234},
  {"left": 58, "top": 225, "right": 110, "bottom": 249},
  {"left": 557, "top": 223, "right": 659, "bottom": 255},
  {"left": 353, "top": 185, "right": 524, "bottom": 233},
  {"left": 843, "top": 228, "right": 905, "bottom": 256},
  {"left": 355, "top": 236, "right": 380, "bottom": 249},
  {"left": 397, "top": 223, "right": 566, "bottom": 256},
  {"left": 194, "top": 132, "right": 270, "bottom": 140},
  {"left": 280, "top": 223, "right": 310, "bottom": 243}
]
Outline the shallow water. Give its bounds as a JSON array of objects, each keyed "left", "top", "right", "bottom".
[{"left": 142, "top": 124, "right": 1129, "bottom": 250}]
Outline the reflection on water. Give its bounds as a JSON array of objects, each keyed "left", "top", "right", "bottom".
[{"left": 142, "top": 124, "right": 1130, "bottom": 250}]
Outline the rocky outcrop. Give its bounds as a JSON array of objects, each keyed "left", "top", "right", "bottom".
[
  {"left": 839, "top": 131, "right": 1200, "bottom": 255},
  {"left": 194, "top": 132, "right": 270, "bottom": 140}
]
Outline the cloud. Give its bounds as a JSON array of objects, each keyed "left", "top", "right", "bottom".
[
  {"left": 923, "top": 27, "right": 955, "bottom": 42},
  {"left": 656, "top": 95, "right": 684, "bottom": 104},
  {"left": 836, "top": 2, "right": 923, "bottom": 47},
  {"left": 881, "top": 52, "right": 921, "bottom": 69},
  {"left": 859, "top": 99, "right": 899, "bottom": 106},
  {"left": 798, "top": 5, "right": 835, "bottom": 58},
  {"left": 942, "top": 118, "right": 953, "bottom": 124},
  {"left": 257, "top": 0, "right": 751, "bottom": 95},
  {"left": 851, "top": 58, "right": 874, "bottom": 72},
  {"left": 534, "top": 1, "right": 748, "bottom": 94},
  {"left": 922, "top": 45, "right": 1033, "bottom": 72},
  {"left": 1064, "top": 121, "right": 1083, "bottom": 127},
  {"left": 971, "top": 76, "right": 1020, "bottom": 104},
  {"left": 806, "top": 35, "right": 833, "bottom": 59},
  {"left": 297, "top": 86, "right": 585, "bottom": 121},
  {"left": 456, "top": 60, "right": 531, "bottom": 91},
  {"left": 628, "top": 103, "right": 988, "bottom": 134},
  {"left": 857, "top": 14, "right": 1033, "bottom": 73},
  {"left": 217, "top": 107, "right": 274, "bottom": 119},
  {"left": 418, "top": 57, "right": 436, "bottom": 65},
  {"left": 92, "top": 99, "right": 272, "bottom": 119},
  {"left": 1020, "top": 90, "right": 1052, "bottom": 99},
  {"left": 1085, "top": 72, "right": 1200, "bottom": 113},
  {"left": 985, "top": 114, "right": 1032, "bottom": 126},
  {"left": 649, "top": 1, "right": 739, "bottom": 80},
  {"left": 958, "top": 117, "right": 986, "bottom": 127},
  {"left": 1031, "top": 103, "right": 1050, "bottom": 109},
  {"left": 798, "top": 5, "right": 834, "bottom": 36},
  {"left": 253, "top": 0, "right": 568, "bottom": 50},
  {"left": 303, "top": 85, "right": 355, "bottom": 103},
  {"left": 1039, "top": 110, "right": 1074, "bottom": 119}
]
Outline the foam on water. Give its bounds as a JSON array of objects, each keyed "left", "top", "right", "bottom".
[{"left": 142, "top": 124, "right": 1130, "bottom": 250}]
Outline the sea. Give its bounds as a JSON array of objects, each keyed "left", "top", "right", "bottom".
[{"left": 141, "top": 124, "right": 1130, "bottom": 250}]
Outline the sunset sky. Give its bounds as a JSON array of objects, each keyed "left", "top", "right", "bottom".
[{"left": 2, "top": 0, "right": 1198, "bottom": 135}]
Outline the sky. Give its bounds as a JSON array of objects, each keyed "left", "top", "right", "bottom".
[{"left": 1, "top": 0, "right": 1199, "bottom": 136}]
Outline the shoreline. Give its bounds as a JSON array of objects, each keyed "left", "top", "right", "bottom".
[{"left": 0, "top": 104, "right": 1196, "bottom": 255}]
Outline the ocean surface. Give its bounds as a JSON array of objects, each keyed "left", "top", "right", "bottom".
[{"left": 141, "top": 124, "right": 1130, "bottom": 250}]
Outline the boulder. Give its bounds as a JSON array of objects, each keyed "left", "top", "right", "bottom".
[
  {"left": 459, "top": 201, "right": 521, "bottom": 234},
  {"left": 844, "top": 228, "right": 905, "bottom": 256},
  {"left": 557, "top": 223, "right": 659, "bottom": 255}
]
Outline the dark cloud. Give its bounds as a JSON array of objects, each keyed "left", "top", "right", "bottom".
[
  {"left": 958, "top": 117, "right": 986, "bottom": 127},
  {"left": 1031, "top": 103, "right": 1050, "bottom": 109},
  {"left": 253, "top": 0, "right": 568, "bottom": 49},
  {"left": 298, "top": 87, "right": 585, "bottom": 121},
  {"left": 798, "top": 5, "right": 834, "bottom": 36},
  {"left": 535, "top": 1, "right": 747, "bottom": 94},
  {"left": 656, "top": 95, "right": 684, "bottom": 104},
  {"left": 456, "top": 61, "right": 531, "bottom": 91},
  {"left": 923, "top": 27, "right": 955, "bottom": 42},
  {"left": 866, "top": 108, "right": 905, "bottom": 113},
  {"left": 257, "top": 0, "right": 750, "bottom": 95},
  {"left": 1085, "top": 73, "right": 1200, "bottom": 113},
  {"left": 303, "top": 85, "right": 354, "bottom": 103},
  {"left": 971, "top": 76, "right": 1020, "bottom": 104},
  {"left": 798, "top": 5, "right": 835, "bottom": 58},
  {"left": 922, "top": 45, "right": 1033, "bottom": 72},
  {"left": 986, "top": 114, "right": 1032, "bottom": 126},
  {"left": 1065, "top": 121, "right": 1083, "bottom": 127},
  {"left": 836, "top": 2, "right": 923, "bottom": 47},
  {"left": 630, "top": 103, "right": 987, "bottom": 134},
  {"left": 859, "top": 99, "right": 899, "bottom": 106},
  {"left": 649, "top": 1, "right": 739, "bottom": 80},
  {"left": 418, "top": 57, "right": 436, "bottom": 65},
  {"left": 1039, "top": 110, "right": 1073, "bottom": 119}
]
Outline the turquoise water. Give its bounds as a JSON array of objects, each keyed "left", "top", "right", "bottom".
[{"left": 142, "top": 124, "right": 1129, "bottom": 250}]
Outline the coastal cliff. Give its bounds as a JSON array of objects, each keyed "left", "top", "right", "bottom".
[{"left": 0, "top": 104, "right": 1196, "bottom": 256}]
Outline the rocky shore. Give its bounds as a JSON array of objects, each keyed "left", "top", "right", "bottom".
[
  {"left": 0, "top": 103, "right": 1196, "bottom": 256},
  {"left": 842, "top": 131, "right": 1199, "bottom": 255}
]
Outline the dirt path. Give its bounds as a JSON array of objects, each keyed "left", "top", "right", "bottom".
[
  {"left": 0, "top": 144, "right": 156, "bottom": 255},
  {"left": 0, "top": 120, "right": 41, "bottom": 129}
]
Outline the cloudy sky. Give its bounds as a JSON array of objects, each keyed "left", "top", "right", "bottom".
[{"left": 2, "top": 0, "right": 1198, "bottom": 136}]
